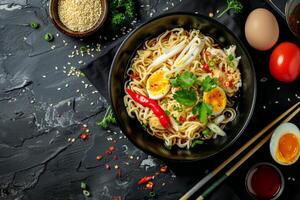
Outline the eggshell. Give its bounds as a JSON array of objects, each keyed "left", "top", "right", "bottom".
[{"left": 245, "top": 8, "right": 279, "bottom": 51}]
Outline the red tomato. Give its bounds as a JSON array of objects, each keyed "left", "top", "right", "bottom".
[{"left": 269, "top": 42, "right": 300, "bottom": 82}]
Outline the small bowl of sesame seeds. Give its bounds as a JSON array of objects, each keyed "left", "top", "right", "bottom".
[{"left": 49, "top": 0, "right": 108, "bottom": 37}]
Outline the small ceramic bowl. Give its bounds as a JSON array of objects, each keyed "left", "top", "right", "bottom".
[{"left": 49, "top": 0, "right": 108, "bottom": 37}]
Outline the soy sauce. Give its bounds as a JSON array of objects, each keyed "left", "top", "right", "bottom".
[
  {"left": 246, "top": 163, "right": 283, "bottom": 200},
  {"left": 288, "top": 3, "right": 300, "bottom": 37}
]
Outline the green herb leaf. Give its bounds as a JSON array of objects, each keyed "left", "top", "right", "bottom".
[
  {"left": 111, "top": 13, "right": 126, "bottom": 26},
  {"left": 191, "top": 140, "right": 204, "bottom": 148},
  {"left": 217, "top": 0, "right": 243, "bottom": 18},
  {"left": 192, "top": 103, "right": 213, "bottom": 124},
  {"left": 173, "top": 89, "right": 197, "bottom": 107},
  {"left": 201, "top": 76, "right": 218, "bottom": 92},
  {"left": 97, "top": 107, "right": 116, "bottom": 129},
  {"left": 171, "top": 71, "right": 198, "bottom": 89}
]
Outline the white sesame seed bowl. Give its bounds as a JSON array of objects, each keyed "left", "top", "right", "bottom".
[{"left": 49, "top": 0, "right": 108, "bottom": 37}]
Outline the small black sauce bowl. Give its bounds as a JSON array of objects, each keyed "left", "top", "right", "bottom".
[
  {"left": 245, "top": 162, "right": 285, "bottom": 200},
  {"left": 109, "top": 12, "right": 257, "bottom": 162}
]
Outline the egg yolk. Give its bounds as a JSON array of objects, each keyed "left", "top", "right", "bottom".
[
  {"left": 146, "top": 70, "right": 170, "bottom": 99},
  {"left": 276, "top": 133, "right": 299, "bottom": 163},
  {"left": 203, "top": 87, "right": 227, "bottom": 114}
]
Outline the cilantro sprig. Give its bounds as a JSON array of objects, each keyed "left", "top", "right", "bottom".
[
  {"left": 171, "top": 71, "right": 199, "bottom": 89},
  {"left": 97, "top": 106, "right": 117, "bottom": 129},
  {"left": 217, "top": 0, "right": 243, "bottom": 18},
  {"left": 173, "top": 89, "right": 197, "bottom": 107},
  {"left": 201, "top": 76, "right": 218, "bottom": 92},
  {"left": 192, "top": 102, "right": 213, "bottom": 124}
]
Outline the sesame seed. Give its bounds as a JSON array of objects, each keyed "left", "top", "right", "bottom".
[
  {"left": 57, "top": 88, "right": 61, "bottom": 91},
  {"left": 42, "top": 75, "right": 46, "bottom": 78}
]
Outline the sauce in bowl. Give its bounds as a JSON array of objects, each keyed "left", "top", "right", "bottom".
[{"left": 245, "top": 163, "right": 284, "bottom": 200}]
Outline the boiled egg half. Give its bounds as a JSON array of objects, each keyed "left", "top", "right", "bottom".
[
  {"left": 203, "top": 87, "right": 227, "bottom": 115},
  {"left": 270, "top": 123, "right": 300, "bottom": 165},
  {"left": 146, "top": 68, "right": 170, "bottom": 100}
]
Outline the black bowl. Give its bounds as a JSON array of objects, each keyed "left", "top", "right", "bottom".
[{"left": 109, "top": 13, "right": 256, "bottom": 162}]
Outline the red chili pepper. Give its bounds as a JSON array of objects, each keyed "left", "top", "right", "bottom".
[
  {"left": 126, "top": 89, "right": 170, "bottom": 129},
  {"left": 138, "top": 176, "right": 153, "bottom": 185},
  {"left": 202, "top": 64, "right": 211, "bottom": 73},
  {"left": 146, "top": 181, "right": 154, "bottom": 189}
]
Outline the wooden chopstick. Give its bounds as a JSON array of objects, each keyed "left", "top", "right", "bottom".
[
  {"left": 180, "top": 101, "right": 300, "bottom": 200},
  {"left": 196, "top": 105, "right": 300, "bottom": 200}
]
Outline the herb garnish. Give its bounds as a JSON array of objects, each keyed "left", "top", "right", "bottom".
[
  {"left": 111, "top": 0, "right": 135, "bottom": 27},
  {"left": 173, "top": 89, "right": 197, "bottom": 107},
  {"left": 192, "top": 102, "right": 213, "bottom": 124},
  {"left": 217, "top": 0, "right": 243, "bottom": 18},
  {"left": 97, "top": 106, "right": 117, "bottom": 129},
  {"left": 191, "top": 140, "right": 204, "bottom": 148},
  {"left": 171, "top": 71, "right": 199, "bottom": 88},
  {"left": 201, "top": 76, "right": 218, "bottom": 92}
]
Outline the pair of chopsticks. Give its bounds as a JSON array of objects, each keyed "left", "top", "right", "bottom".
[{"left": 180, "top": 101, "right": 300, "bottom": 200}]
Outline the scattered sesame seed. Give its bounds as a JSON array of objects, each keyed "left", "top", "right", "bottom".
[
  {"left": 76, "top": 89, "right": 80, "bottom": 93},
  {"left": 129, "top": 156, "right": 134, "bottom": 159},
  {"left": 30, "top": 100, "right": 35, "bottom": 104},
  {"left": 51, "top": 45, "right": 56, "bottom": 49},
  {"left": 114, "top": 165, "right": 119, "bottom": 169},
  {"left": 65, "top": 84, "right": 69, "bottom": 87},
  {"left": 57, "top": 88, "right": 61, "bottom": 91},
  {"left": 67, "top": 101, "right": 71, "bottom": 106},
  {"left": 275, "top": 101, "right": 279, "bottom": 104},
  {"left": 277, "top": 87, "right": 280, "bottom": 90},
  {"left": 71, "top": 138, "right": 75, "bottom": 142},
  {"left": 288, "top": 98, "right": 291, "bottom": 102},
  {"left": 208, "top": 12, "right": 214, "bottom": 17},
  {"left": 56, "top": 33, "right": 59, "bottom": 37},
  {"left": 90, "top": 102, "right": 94, "bottom": 106},
  {"left": 263, "top": 105, "right": 266, "bottom": 109},
  {"left": 68, "top": 138, "right": 71, "bottom": 142},
  {"left": 42, "top": 75, "right": 46, "bottom": 78}
]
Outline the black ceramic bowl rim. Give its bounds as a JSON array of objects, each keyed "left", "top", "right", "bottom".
[{"left": 109, "top": 12, "right": 257, "bottom": 162}]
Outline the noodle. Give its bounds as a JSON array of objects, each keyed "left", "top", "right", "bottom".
[{"left": 124, "top": 28, "right": 241, "bottom": 149}]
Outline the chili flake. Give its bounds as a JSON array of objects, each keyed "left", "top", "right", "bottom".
[
  {"left": 80, "top": 133, "right": 89, "bottom": 140},
  {"left": 146, "top": 181, "right": 154, "bottom": 190},
  {"left": 160, "top": 165, "right": 168, "bottom": 173},
  {"left": 138, "top": 176, "right": 153, "bottom": 185},
  {"left": 96, "top": 155, "right": 103, "bottom": 161},
  {"left": 109, "top": 146, "right": 115, "bottom": 152}
]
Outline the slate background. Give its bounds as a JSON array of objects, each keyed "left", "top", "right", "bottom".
[{"left": 0, "top": 0, "right": 300, "bottom": 200}]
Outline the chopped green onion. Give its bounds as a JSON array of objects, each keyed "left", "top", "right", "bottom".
[
  {"left": 44, "top": 33, "right": 54, "bottom": 42},
  {"left": 208, "top": 60, "right": 215, "bottom": 68},
  {"left": 80, "top": 46, "right": 87, "bottom": 52},
  {"left": 30, "top": 22, "right": 39, "bottom": 29},
  {"left": 227, "top": 54, "right": 234, "bottom": 61},
  {"left": 80, "top": 182, "right": 87, "bottom": 190},
  {"left": 142, "top": 124, "right": 147, "bottom": 130},
  {"left": 202, "top": 129, "right": 210, "bottom": 136},
  {"left": 165, "top": 110, "right": 171, "bottom": 116},
  {"left": 149, "top": 191, "right": 156, "bottom": 197},
  {"left": 82, "top": 190, "right": 91, "bottom": 197},
  {"left": 229, "top": 62, "right": 235, "bottom": 68},
  {"left": 191, "top": 140, "right": 204, "bottom": 148}
]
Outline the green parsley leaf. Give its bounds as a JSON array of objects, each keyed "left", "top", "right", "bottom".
[
  {"left": 170, "top": 71, "right": 198, "bottom": 89},
  {"left": 201, "top": 76, "right": 218, "bottom": 92},
  {"left": 177, "top": 71, "right": 198, "bottom": 88},
  {"left": 191, "top": 140, "right": 204, "bottom": 148},
  {"left": 173, "top": 89, "right": 197, "bottom": 107},
  {"left": 192, "top": 102, "right": 213, "bottom": 124}
]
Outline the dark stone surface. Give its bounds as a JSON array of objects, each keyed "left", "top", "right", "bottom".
[{"left": 0, "top": 0, "right": 299, "bottom": 200}]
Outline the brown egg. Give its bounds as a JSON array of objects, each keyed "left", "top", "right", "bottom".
[{"left": 245, "top": 8, "right": 279, "bottom": 51}]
